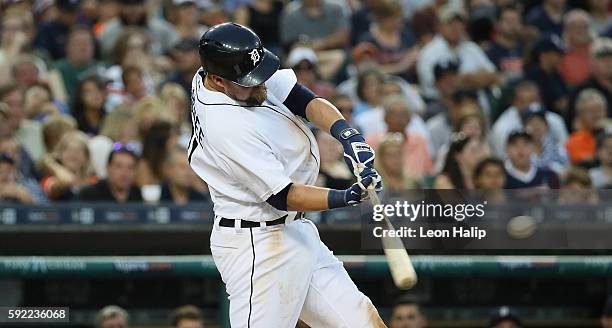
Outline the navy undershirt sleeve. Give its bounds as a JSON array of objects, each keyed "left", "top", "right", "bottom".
[
  {"left": 282, "top": 83, "right": 318, "bottom": 119},
  {"left": 266, "top": 183, "right": 293, "bottom": 211}
]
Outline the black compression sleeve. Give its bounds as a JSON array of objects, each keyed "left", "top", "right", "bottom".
[
  {"left": 266, "top": 183, "right": 293, "bottom": 211},
  {"left": 283, "top": 83, "right": 317, "bottom": 119}
]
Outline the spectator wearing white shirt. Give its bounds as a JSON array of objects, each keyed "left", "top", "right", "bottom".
[
  {"left": 417, "top": 5, "right": 498, "bottom": 101},
  {"left": 491, "top": 80, "right": 568, "bottom": 157}
]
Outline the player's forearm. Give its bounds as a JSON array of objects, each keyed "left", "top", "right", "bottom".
[
  {"left": 286, "top": 183, "right": 333, "bottom": 211},
  {"left": 305, "top": 98, "right": 345, "bottom": 132}
]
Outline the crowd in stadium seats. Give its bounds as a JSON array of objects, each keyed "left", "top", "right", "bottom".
[
  {"left": 95, "top": 304, "right": 206, "bottom": 328},
  {"left": 0, "top": 0, "right": 611, "bottom": 205}
]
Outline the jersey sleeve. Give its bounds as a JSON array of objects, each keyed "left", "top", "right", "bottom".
[
  {"left": 265, "top": 69, "right": 298, "bottom": 102},
  {"left": 207, "top": 122, "right": 292, "bottom": 202}
]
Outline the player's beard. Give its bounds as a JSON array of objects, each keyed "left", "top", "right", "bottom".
[{"left": 244, "top": 85, "right": 267, "bottom": 106}]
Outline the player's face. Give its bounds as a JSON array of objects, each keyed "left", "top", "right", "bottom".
[
  {"left": 222, "top": 79, "right": 267, "bottom": 105},
  {"left": 390, "top": 304, "right": 425, "bottom": 328}
]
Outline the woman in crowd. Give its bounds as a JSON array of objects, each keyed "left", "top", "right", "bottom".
[
  {"left": 137, "top": 120, "right": 178, "bottom": 187},
  {"left": 376, "top": 133, "right": 420, "bottom": 198},
  {"left": 160, "top": 83, "right": 191, "bottom": 148},
  {"left": 473, "top": 157, "right": 507, "bottom": 203},
  {"left": 39, "top": 131, "right": 96, "bottom": 201},
  {"left": 71, "top": 76, "right": 108, "bottom": 136},
  {"left": 434, "top": 133, "right": 486, "bottom": 189}
]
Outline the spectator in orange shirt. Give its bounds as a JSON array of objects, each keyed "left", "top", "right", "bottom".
[
  {"left": 366, "top": 95, "right": 433, "bottom": 179},
  {"left": 559, "top": 9, "right": 594, "bottom": 86},
  {"left": 566, "top": 88, "right": 608, "bottom": 165}
]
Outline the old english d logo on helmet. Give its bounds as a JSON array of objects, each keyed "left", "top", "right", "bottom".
[{"left": 198, "top": 23, "right": 280, "bottom": 87}]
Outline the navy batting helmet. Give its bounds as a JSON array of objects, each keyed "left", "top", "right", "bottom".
[{"left": 198, "top": 23, "right": 280, "bottom": 87}]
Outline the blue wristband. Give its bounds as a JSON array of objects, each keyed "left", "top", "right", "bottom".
[{"left": 327, "top": 189, "right": 347, "bottom": 209}]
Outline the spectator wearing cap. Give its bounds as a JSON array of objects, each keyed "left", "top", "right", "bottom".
[
  {"left": 434, "top": 133, "right": 486, "bottom": 189},
  {"left": 525, "top": 0, "right": 568, "bottom": 37},
  {"left": 170, "top": 304, "right": 205, "bottom": 328},
  {"left": 602, "top": 294, "right": 612, "bottom": 328},
  {"left": 286, "top": 47, "right": 335, "bottom": 99},
  {"left": 559, "top": 9, "right": 595, "bottom": 86},
  {"left": 491, "top": 81, "right": 568, "bottom": 157},
  {"left": 588, "top": 0, "right": 612, "bottom": 35},
  {"left": 590, "top": 132, "right": 612, "bottom": 188},
  {"left": 353, "top": 0, "right": 418, "bottom": 80},
  {"left": 524, "top": 33, "right": 569, "bottom": 115},
  {"left": 52, "top": 26, "right": 104, "bottom": 102},
  {"left": 40, "top": 131, "right": 97, "bottom": 201},
  {"left": 488, "top": 306, "right": 522, "bottom": 328},
  {"left": 171, "top": 0, "right": 207, "bottom": 40},
  {"left": 504, "top": 130, "right": 559, "bottom": 189},
  {"left": 235, "top": 0, "right": 283, "bottom": 55},
  {"left": 98, "top": 0, "right": 179, "bottom": 58},
  {"left": 78, "top": 142, "right": 142, "bottom": 202},
  {"left": 0, "top": 152, "right": 46, "bottom": 203},
  {"left": 566, "top": 37, "right": 612, "bottom": 129},
  {"left": 164, "top": 37, "right": 201, "bottom": 96},
  {"left": 95, "top": 305, "right": 129, "bottom": 328},
  {"left": 366, "top": 95, "right": 433, "bottom": 179},
  {"left": 33, "top": 0, "right": 81, "bottom": 60},
  {"left": 485, "top": 5, "right": 525, "bottom": 82},
  {"left": 522, "top": 103, "right": 569, "bottom": 173},
  {"left": 416, "top": 5, "right": 497, "bottom": 101},
  {"left": 388, "top": 296, "right": 427, "bottom": 328},
  {"left": 566, "top": 88, "right": 608, "bottom": 165}
]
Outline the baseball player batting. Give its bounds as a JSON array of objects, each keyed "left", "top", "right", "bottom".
[{"left": 188, "top": 22, "right": 386, "bottom": 328}]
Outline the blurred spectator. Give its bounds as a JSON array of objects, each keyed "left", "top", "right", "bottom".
[
  {"left": 78, "top": 142, "right": 142, "bottom": 202},
  {"left": 590, "top": 132, "right": 612, "bottom": 188},
  {"left": 602, "top": 294, "right": 612, "bottom": 328},
  {"left": 328, "top": 93, "right": 358, "bottom": 127},
  {"left": 89, "top": 108, "right": 138, "bottom": 178},
  {"left": 409, "top": 5, "right": 437, "bottom": 48},
  {"left": 0, "top": 10, "right": 43, "bottom": 87},
  {"left": 0, "top": 136, "right": 39, "bottom": 181},
  {"left": 473, "top": 157, "right": 507, "bottom": 203},
  {"left": 388, "top": 296, "right": 427, "bottom": 328},
  {"left": 491, "top": 82, "right": 568, "bottom": 157},
  {"left": 0, "top": 84, "right": 47, "bottom": 161},
  {"left": 121, "top": 65, "right": 148, "bottom": 104},
  {"left": 33, "top": 0, "right": 82, "bottom": 60},
  {"left": 525, "top": 0, "right": 568, "bottom": 37},
  {"left": 366, "top": 95, "right": 433, "bottom": 179},
  {"left": 558, "top": 166, "right": 599, "bottom": 204},
  {"left": 559, "top": 9, "right": 594, "bottom": 86},
  {"left": 160, "top": 83, "right": 191, "bottom": 147},
  {"left": 522, "top": 104, "right": 569, "bottom": 173},
  {"left": 71, "top": 75, "right": 107, "bottom": 135},
  {"left": 488, "top": 306, "right": 522, "bottom": 328},
  {"left": 0, "top": 152, "right": 45, "bottom": 203},
  {"left": 170, "top": 304, "right": 205, "bottom": 328},
  {"left": 286, "top": 47, "right": 335, "bottom": 99},
  {"left": 42, "top": 114, "right": 77, "bottom": 152},
  {"left": 434, "top": 133, "right": 486, "bottom": 189},
  {"left": 354, "top": 0, "right": 418, "bottom": 78},
  {"left": 39, "top": 131, "right": 96, "bottom": 201},
  {"left": 425, "top": 57, "right": 460, "bottom": 120},
  {"left": 280, "top": 0, "right": 348, "bottom": 51},
  {"left": 465, "top": 0, "right": 496, "bottom": 47},
  {"left": 133, "top": 96, "right": 176, "bottom": 140},
  {"left": 171, "top": 0, "right": 207, "bottom": 40},
  {"left": 23, "top": 82, "right": 64, "bottom": 121},
  {"left": 53, "top": 26, "right": 103, "bottom": 102},
  {"left": 417, "top": 5, "right": 497, "bottom": 101},
  {"left": 524, "top": 34, "right": 569, "bottom": 114},
  {"left": 588, "top": 0, "right": 612, "bottom": 35},
  {"left": 566, "top": 88, "right": 608, "bottom": 165},
  {"left": 92, "top": 0, "right": 121, "bottom": 36},
  {"left": 32, "top": 0, "right": 59, "bottom": 24},
  {"left": 95, "top": 305, "right": 129, "bottom": 328},
  {"left": 566, "top": 37, "right": 612, "bottom": 129},
  {"left": 486, "top": 5, "right": 525, "bottom": 82},
  {"left": 165, "top": 37, "right": 200, "bottom": 97},
  {"left": 234, "top": 0, "right": 283, "bottom": 54},
  {"left": 161, "top": 146, "right": 207, "bottom": 204},
  {"left": 98, "top": 0, "right": 179, "bottom": 57},
  {"left": 315, "top": 130, "right": 353, "bottom": 189},
  {"left": 504, "top": 130, "right": 559, "bottom": 189},
  {"left": 376, "top": 133, "right": 420, "bottom": 197},
  {"left": 137, "top": 120, "right": 178, "bottom": 186}
]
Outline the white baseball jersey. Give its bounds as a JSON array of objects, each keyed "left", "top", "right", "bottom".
[{"left": 188, "top": 68, "right": 320, "bottom": 221}]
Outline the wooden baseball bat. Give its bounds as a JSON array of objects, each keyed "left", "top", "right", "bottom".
[{"left": 368, "top": 190, "right": 418, "bottom": 289}]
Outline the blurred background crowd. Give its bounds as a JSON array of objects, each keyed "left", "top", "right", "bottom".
[{"left": 0, "top": 0, "right": 611, "bottom": 204}]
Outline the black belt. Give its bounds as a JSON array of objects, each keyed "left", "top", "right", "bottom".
[{"left": 219, "top": 215, "right": 288, "bottom": 228}]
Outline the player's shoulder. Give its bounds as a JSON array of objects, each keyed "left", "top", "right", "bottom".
[{"left": 265, "top": 69, "right": 298, "bottom": 102}]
